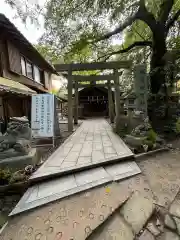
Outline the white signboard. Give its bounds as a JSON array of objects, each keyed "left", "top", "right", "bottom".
[{"left": 31, "top": 94, "right": 54, "bottom": 138}]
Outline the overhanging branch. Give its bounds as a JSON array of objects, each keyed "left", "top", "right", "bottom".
[
  {"left": 94, "top": 13, "right": 138, "bottom": 43},
  {"left": 159, "top": 0, "right": 174, "bottom": 24},
  {"left": 93, "top": 0, "right": 157, "bottom": 44},
  {"left": 166, "top": 9, "right": 180, "bottom": 31},
  {"left": 99, "top": 41, "right": 152, "bottom": 60}
]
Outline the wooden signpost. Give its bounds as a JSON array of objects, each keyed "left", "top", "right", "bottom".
[{"left": 31, "top": 94, "right": 60, "bottom": 147}]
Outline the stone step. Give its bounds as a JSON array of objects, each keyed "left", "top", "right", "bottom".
[
  {"left": 9, "top": 161, "right": 141, "bottom": 216},
  {"left": 0, "top": 183, "right": 131, "bottom": 240}
]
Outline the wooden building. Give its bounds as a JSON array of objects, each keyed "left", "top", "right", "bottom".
[
  {"left": 78, "top": 86, "right": 110, "bottom": 118},
  {"left": 0, "top": 14, "right": 58, "bottom": 130}
]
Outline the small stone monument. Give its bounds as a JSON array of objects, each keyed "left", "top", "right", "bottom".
[{"left": 134, "top": 64, "right": 149, "bottom": 117}]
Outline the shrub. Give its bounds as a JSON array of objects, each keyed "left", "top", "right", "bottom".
[
  {"left": 0, "top": 168, "right": 11, "bottom": 185},
  {"left": 176, "top": 118, "right": 180, "bottom": 133},
  {"left": 147, "top": 129, "right": 157, "bottom": 144}
]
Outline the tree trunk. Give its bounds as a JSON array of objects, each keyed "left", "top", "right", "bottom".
[
  {"left": 150, "top": 34, "right": 167, "bottom": 94},
  {"left": 148, "top": 27, "right": 167, "bottom": 128}
]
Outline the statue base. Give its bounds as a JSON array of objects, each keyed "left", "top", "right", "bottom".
[{"left": 0, "top": 148, "right": 37, "bottom": 172}]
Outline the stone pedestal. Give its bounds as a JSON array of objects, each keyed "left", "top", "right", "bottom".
[{"left": 0, "top": 148, "right": 37, "bottom": 172}]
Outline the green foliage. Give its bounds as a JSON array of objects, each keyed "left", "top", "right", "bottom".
[
  {"left": 50, "top": 89, "right": 59, "bottom": 95},
  {"left": 0, "top": 168, "right": 11, "bottom": 185},
  {"left": 5, "top": 0, "right": 44, "bottom": 24},
  {"left": 147, "top": 129, "right": 157, "bottom": 144},
  {"left": 7, "top": 0, "right": 180, "bottom": 73},
  {"left": 34, "top": 44, "right": 61, "bottom": 64},
  {"left": 176, "top": 118, "right": 180, "bottom": 133}
]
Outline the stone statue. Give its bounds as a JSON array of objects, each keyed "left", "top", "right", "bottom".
[{"left": 0, "top": 116, "right": 32, "bottom": 159}]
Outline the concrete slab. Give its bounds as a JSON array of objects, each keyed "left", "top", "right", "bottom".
[
  {"left": 30, "top": 119, "right": 133, "bottom": 182},
  {"left": 2, "top": 183, "right": 130, "bottom": 240},
  {"left": 9, "top": 161, "right": 141, "bottom": 216},
  {"left": 105, "top": 161, "right": 141, "bottom": 181}
]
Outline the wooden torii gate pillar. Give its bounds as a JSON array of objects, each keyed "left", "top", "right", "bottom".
[
  {"left": 107, "top": 80, "right": 114, "bottom": 123},
  {"left": 68, "top": 66, "right": 73, "bottom": 132},
  {"left": 74, "top": 80, "right": 79, "bottom": 125},
  {"left": 114, "top": 69, "right": 121, "bottom": 122}
]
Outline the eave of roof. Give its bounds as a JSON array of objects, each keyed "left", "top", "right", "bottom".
[
  {"left": 0, "top": 14, "right": 58, "bottom": 75},
  {"left": 0, "top": 77, "right": 36, "bottom": 95}
]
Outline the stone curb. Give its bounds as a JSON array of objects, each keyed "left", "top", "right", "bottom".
[
  {"left": 135, "top": 147, "right": 169, "bottom": 161},
  {"left": 0, "top": 222, "right": 8, "bottom": 235}
]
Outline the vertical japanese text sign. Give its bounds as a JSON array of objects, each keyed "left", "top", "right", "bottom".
[{"left": 31, "top": 94, "right": 54, "bottom": 138}]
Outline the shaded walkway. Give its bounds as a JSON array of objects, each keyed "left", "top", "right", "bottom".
[
  {"left": 31, "top": 119, "right": 133, "bottom": 182},
  {"left": 9, "top": 119, "right": 139, "bottom": 216}
]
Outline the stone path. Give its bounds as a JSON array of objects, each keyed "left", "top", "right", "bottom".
[
  {"left": 9, "top": 118, "right": 138, "bottom": 216},
  {"left": 31, "top": 119, "right": 133, "bottom": 182}
]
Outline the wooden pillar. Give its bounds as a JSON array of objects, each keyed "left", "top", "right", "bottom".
[
  {"left": 68, "top": 66, "right": 73, "bottom": 132},
  {"left": 114, "top": 69, "right": 120, "bottom": 118},
  {"left": 107, "top": 80, "right": 114, "bottom": 123},
  {"left": 74, "top": 80, "right": 78, "bottom": 125}
]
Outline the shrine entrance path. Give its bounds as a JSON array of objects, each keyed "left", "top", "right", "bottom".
[{"left": 31, "top": 119, "right": 134, "bottom": 182}]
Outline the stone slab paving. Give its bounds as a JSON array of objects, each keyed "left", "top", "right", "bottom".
[
  {"left": 10, "top": 161, "right": 141, "bottom": 216},
  {"left": 118, "top": 174, "right": 155, "bottom": 201},
  {"left": 31, "top": 119, "right": 133, "bottom": 181},
  {"left": 169, "top": 192, "right": 180, "bottom": 218},
  {"left": 120, "top": 191, "right": 155, "bottom": 234},
  {"left": 137, "top": 151, "right": 180, "bottom": 207},
  {"left": 0, "top": 183, "right": 130, "bottom": 240},
  {"left": 88, "top": 213, "right": 134, "bottom": 240},
  {"left": 139, "top": 229, "right": 155, "bottom": 240},
  {"left": 157, "top": 230, "right": 180, "bottom": 240}
]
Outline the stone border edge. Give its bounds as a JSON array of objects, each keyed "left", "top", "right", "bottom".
[{"left": 135, "top": 147, "right": 169, "bottom": 161}]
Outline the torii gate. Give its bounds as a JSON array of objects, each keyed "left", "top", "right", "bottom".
[{"left": 54, "top": 61, "right": 132, "bottom": 132}]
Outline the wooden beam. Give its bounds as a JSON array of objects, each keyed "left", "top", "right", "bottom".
[
  {"left": 55, "top": 61, "right": 132, "bottom": 72},
  {"left": 68, "top": 66, "right": 73, "bottom": 132},
  {"left": 72, "top": 74, "right": 115, "bottom": 81},
  {"left": 75, "top": 83, "right": 109, "bottom": 88},
  {"left": 74, "top": 81, "right": 78, "bottom": 125}
]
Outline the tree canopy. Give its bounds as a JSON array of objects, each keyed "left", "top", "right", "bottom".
[
  {"left": 40, "top": 0, "right": 180, "bottom": 59},
  {"left": 7, "top": 0, "right": 180, "bottom": 93}
]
